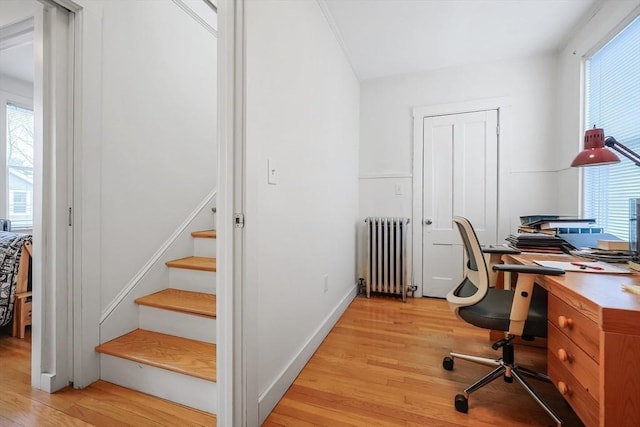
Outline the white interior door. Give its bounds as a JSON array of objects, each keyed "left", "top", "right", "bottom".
[{"left": 422, "top": 109, "right": 498, "bottom": 297}]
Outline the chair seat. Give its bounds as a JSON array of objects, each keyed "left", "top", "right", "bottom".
[{"left": 456, "top": 280, "right": 548, "bottom": 337}]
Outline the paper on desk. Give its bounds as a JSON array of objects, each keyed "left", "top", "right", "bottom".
[{"left": 533, "top": 260, "right": 632, "bottom": 273}]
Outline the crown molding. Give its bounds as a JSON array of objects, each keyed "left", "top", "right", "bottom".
[
  {"left": 316, "top": 0, "right": 359, "bottom": 80},
  {"left": 171, "top": 0, "right": 217, "bottom": 37},
  {"left": 0, "top": 18, "right": 33, "bottom": 53}
]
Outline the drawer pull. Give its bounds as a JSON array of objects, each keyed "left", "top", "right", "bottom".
[
  {"left": 557, "top": 348, "right": 570, "bottom": 362},
  {"left": 558, "top": 315, "right": 573, "bottom": 329},
  {"left": 558, "top": 381, "right": 571, "bottom": 396}
]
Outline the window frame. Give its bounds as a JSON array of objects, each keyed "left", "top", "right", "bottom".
[
  {"left": 0, "top": 90, "right": 33, "bottom": 230},
  {"left": 581, "top": 13, "right": 640, "bottom": 240}
]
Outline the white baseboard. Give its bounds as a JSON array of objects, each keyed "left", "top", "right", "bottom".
[{"left": 257, "top": 285, "right": 358, "bottom": 424}]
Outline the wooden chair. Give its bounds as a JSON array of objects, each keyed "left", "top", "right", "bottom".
[{"left": 12, "top": 241, "right": 32, "bottom": 339}]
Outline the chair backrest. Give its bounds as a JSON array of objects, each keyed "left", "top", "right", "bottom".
[{"left": 446, "top": 216, "right": 491, "bottom": 315}]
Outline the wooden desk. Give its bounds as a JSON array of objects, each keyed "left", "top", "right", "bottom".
[{"left": 504, "top": 253, "right": 640, "bottom": 427}]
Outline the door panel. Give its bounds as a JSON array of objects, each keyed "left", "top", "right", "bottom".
[{"left": 422, "top": 110, "right": 498, "bottom": 297}]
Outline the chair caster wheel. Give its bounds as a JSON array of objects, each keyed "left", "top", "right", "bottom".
[
  {"left": 504, "top": 375, "right": 513, "bottom": 383},
  {"left": 454, "top": 394, "right": 468, "bottom": 413},
  {"left": 442, "top": 357, "right": 454, "bottom": 371}
]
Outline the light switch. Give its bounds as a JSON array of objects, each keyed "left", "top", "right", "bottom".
[{"left": 267, "top": 158, "right": 278, "bottom": 185}]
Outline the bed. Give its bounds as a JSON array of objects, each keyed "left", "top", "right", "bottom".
[{"left": 0, "top": 232, "right": 33, "bottom": 338}]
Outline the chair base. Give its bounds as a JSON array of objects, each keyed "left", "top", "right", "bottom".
[{"left": 443, "top": 338, "right": 563, "bottom": 427}]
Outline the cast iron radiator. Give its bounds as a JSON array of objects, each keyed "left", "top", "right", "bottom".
[{"left": 364, "top": 217, "right": 411, "bottom": 301}]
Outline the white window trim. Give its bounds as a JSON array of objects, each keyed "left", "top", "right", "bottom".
[{"left": 0, "top": 91, "right": 33, "bottom": 228}]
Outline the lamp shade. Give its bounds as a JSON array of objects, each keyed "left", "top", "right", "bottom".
[{"left": 571, "top": 127, "right": 621, "bottom": 167}]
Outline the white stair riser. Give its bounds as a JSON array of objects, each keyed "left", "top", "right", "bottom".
[
  {"left": 101, "top": 354, "right": 217, "bottom": 414},
  {"left": 169, "top": 268, "right": 216, "bottom": 293},
  {"left": 193, "top": 237, "right": 216, "bottom": 258},
  {"left": 139, "top": 306, "right": 216, "bottom": 343}
]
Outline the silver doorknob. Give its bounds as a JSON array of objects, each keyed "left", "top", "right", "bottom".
[{"left": 424, "top": 218, "right": 433, "bottom": 225}]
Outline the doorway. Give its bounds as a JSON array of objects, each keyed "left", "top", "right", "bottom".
[
  {"left": 0, "top": 0, "right": 75, "bottom": 393},
  {"left": 421, "top": 110, "right": 498, "bottom": 297},
  {"left": 412, "top": 99, "right": 506, "bottom": 298}
]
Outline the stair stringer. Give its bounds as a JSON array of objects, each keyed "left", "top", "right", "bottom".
[{"left": 99, "top": 190, "right": 216, "bottom": 344}]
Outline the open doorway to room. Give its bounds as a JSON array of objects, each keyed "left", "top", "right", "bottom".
[
  {"left": 0, "top": 12, "right": 36, "bottom": 369},
  {"left": 0, "top": 0, "right": 75, "bottom": 395}
]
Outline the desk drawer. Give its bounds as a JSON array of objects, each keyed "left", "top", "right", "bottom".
[
  {"left": 548, "top": 353, "right": 599, "bottom": 427},
  {"left": 548, "top": 294, "right": 599, "bottom": 363},
  {"left": 548, "top": 323, "right": 599, "bottom": 402}
]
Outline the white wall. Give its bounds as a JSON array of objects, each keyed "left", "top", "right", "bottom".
[
  {"left": 0, "top": 1, "right": 38, "bottom": 31},
  {"left": 556, "top": 0, "right": 640, "bottom": 215},
  {"left": 91, "top": 0, "right": 217, "bottom": 308},
  {"left": 360, "top": 54, "right": 563, "bottom": 244},
  {"left": 245, "top": 0, "right": 360, "bottom": 422},
  {"left": 72, "top": 0, "right": 217, "bottom": 310}
]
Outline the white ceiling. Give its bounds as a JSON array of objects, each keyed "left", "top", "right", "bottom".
[
  {"left": 0, "top": 1, "right": 599, "bottom": 85},
  {"left": 322, "top": 0, "right": 600, "bottom": 81}
]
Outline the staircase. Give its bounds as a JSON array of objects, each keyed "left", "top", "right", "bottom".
[{"left": 96, "top": 230, "right": 218, "bottom": 414}]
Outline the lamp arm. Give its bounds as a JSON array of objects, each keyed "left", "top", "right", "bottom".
[{"left": 605, "top": 137, "right": 640, "bottom": 167}]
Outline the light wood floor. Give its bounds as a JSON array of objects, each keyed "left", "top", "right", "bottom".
[
  {"left": 1, "top": 297, "right": 584, "bottom": 426},
  {"left": 264, "top": 296, "right": 584, "bottom": 427},
  {"left": 0, "top": 327, "right": 216, "bottom": 426}
]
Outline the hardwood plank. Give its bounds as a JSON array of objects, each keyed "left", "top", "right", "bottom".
[
  {"left": 88, "top": 381, "right": 215, "bottom": 426},
  {"left": 264, "top": 297, "right": 585, "bottom": 427},
  {"left": 135, "top": 289, "right": 216, "bottom": 318},
  {"left": 0, "top": 330, "right": 216, "bottom": 426},
  {"left": 166, "top": 256, "right": 216, "bottom": 272},
  {"left": 4, "top": 297, "right": 584, "bottom": 426},
  {"left": 191, "top": 230, "right": 216, "bottom": 239},
  {"left": 262, "top": 412, "right": 317, "bottom": 427},
  {"left": 95, "top": 329, "right": 216, "bottom": 381},
  {"left": 0, "top": 390, "right": 91, "bottom": 427}
]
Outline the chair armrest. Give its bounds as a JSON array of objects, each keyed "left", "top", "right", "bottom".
[
  {"left": 482, "top": 245, "right": 521, "bottom": 255},
  {"left": 16, "top": 291, "right": 32, "bottom": 300},
  {"left": 493, "top": 264, "right": 564, "bottom": 336},
  {"left": 492, "top": 264, "right": 564, "bottom": 276}
]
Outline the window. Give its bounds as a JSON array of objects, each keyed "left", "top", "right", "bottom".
[
  {"left": 6, "top": 103, "right": 34, "bottom": 229},
  {"left": 12, "top": 191, "right": 27, "bottom": 214},
  {"left": 583, "top": 15, "right": 640, "bottom": 239}
]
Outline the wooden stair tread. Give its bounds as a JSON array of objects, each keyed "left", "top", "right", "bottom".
[
  {"left": 166, "top": 256, "right": 216, "bottom": 272},
  {"left": 191, "top": 230, "right": 216, "bottom": 239},
  {"left": 135, "top": 289, "right": 216, "bottom": 318},
  {"left": 96, "top": 329, "right": 216, "bottom": 382}
]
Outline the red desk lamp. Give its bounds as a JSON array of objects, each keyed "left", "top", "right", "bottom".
[{"left": 571, "top": 127, "right": 640, "bottom": 167}]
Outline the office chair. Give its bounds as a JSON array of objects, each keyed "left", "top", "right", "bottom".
[{"left": 443, "top": 216, "right": 565, "bottom": 427}]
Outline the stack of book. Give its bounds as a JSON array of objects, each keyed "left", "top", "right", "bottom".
[
  {"left": 506, "top": 233, "right": 569, "bottom": 253},
  {"left": 561, "top": 232, "right": 634, "bottom": 263},
  {"left": 518, "top": 215, "right": 600, "bottom": 235}
]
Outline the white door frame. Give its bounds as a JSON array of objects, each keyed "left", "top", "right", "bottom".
[
  {"left": 218, "top": 0, "right": 255, "bottom": 425},
  {"left": 411, "top": 97, "right": 512, "bottom": 298},
  {"left": 30, "top": 0, "right": 78, "bottom": 392}
]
